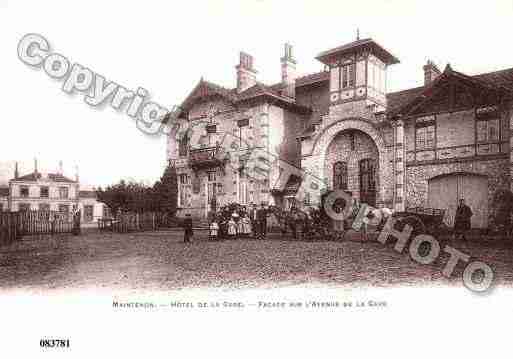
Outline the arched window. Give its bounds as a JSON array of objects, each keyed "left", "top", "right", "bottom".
[{"left": 333, "top": 161, "right": 348, "bottom": 190}]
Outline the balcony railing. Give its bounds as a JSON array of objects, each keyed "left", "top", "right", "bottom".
[{"left": 189, "top": 146, "right": 225, "bottom": 170}]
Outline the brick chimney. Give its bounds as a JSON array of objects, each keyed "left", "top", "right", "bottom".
[
  {"left": 236, "top": 52, "right": 257, "bottom": 93},
  {"left": 281, "top": 43, "right": 297, "bottom": 98},
  {"left": 423, "top": 60, "right": 441, "bottom": 86},
  {"left": 14, "top": 162, "right": 19, "bottom": 180},
  {"left": 58, "top": 160, "right": 63, "bottom": 175}
]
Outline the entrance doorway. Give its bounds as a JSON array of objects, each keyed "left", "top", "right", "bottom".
[{"left": 359, "top": 158, "right": 376, "bottom": 206}]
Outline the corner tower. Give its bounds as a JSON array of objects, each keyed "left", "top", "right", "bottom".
[{"left": 316, "top": 38, "right": 399, "bottom": 114}]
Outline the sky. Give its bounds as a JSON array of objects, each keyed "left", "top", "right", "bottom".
[{"left": 1, "top": 0, "right": 513, "bottom": 188}]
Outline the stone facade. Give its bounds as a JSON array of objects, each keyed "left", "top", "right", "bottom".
[{"left": 168, "top": 38, "right": 513, "bottom": 226}]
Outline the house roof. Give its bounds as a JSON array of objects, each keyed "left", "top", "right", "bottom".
[
  {"left": 295, "top": 71, "right": 329, "bottom": 87},
  {"left": 168, "top": 59, "right": 513, "bottom": 128},
  {"left": 388, "top": 65, "right": 513, "bottom": 117},
  {"left": 170, "top": 78, "right": 312, "bottom": 119},
  {"left": 474, "top": 67, "right": 513, "bottom": 91},
  {"left": 12, "top": 172, "right": 77, "bottom": 183},
  {"left": 316, "top": 38, "right": 400, "bottom": 65}
]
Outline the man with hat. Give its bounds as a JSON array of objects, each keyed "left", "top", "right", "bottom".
[
  {"left": 249, "top": 202, "right": 258, "bottom": 238},
  {"left": 256, "top": 202, "right": 268, "bottom": 240}
]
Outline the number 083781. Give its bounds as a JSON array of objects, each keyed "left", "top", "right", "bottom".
[{"left": 40, "top": 339, "right": 70, "bottom": 348}]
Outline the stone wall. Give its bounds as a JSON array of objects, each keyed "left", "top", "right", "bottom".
[
  {"left": 324, "top": 130, "right": 379, "bottom": 200},
  {"left": 301, "top": 116, "right": 395, "bottom": 208},
  {"left": 405, "top": 158, "right": 510, "bottom": 209}
]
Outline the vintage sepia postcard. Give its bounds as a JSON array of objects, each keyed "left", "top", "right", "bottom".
[{"left": 1, "top": 0, "right": 513, "bottom": 357}]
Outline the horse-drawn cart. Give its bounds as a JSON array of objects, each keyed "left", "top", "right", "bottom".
[{"left": 392, "top": 207, "right": 447, "bottom": 237}]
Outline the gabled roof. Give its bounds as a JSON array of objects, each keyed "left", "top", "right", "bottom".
[
  {"left": 388, "top": 64, "right": 513, "bottom": 117},
  {"left": 12, "top": 172, "right": 77, "bottom": 183},
  {"left": 180, "top": 79, "right": 238, "bottom": 113},
  {"left": 174, "top": 78, "right": 312, "bottom": 118},
  {"left": 316, "top": 38, "right": 400, "bottom": 65}
]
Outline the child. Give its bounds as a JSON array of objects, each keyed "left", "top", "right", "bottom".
[
  {"left": 209, "top": 220, "right": 219, "bottom": 241},
  {"left": 241, "top": 214, "right": 251, "bottom": 237},
  {"left": 228, "top": 218, "right": 237, "bottom": 239}
]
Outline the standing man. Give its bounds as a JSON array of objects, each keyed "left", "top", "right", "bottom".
[
  {"left": 454, "top": 198, "right": 473, "bottom": 240},
  {"left": 249, "top": 203, "right": 258, "bottom": 238},
  {"left": 257, "top": 202, "right": 268, "bottom": 240},
  {"left": 183, "top": 213, "right": 193, "bottom": 243}
]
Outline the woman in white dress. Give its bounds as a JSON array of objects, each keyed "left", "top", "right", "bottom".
[
  {"left": 228, "top": 218, "right": 237, "bottom": 239},
  {"left": 241, "top": 214, "right": 251, "bottom": 237}
]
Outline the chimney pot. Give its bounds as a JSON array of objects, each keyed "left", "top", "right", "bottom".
[
  {"left": 236, "top": 52, "right": 257, "bottom": 93},
  {"left": 423, "top": 60, "right": 441, "bottom": 86},
  {"left": 281, "top": 43, "right": 297, "bottom": 98}
]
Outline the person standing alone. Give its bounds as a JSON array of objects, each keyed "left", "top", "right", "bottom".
[
  {"left": 183, "top": 214, "right": 193, "bottom": 243},
  {"left": 249, "top": 203, "right": 258, "bottom": 238},
  {"left": 257, "top": 203, "right": 268, "bottom": 240},
  {"left": 454, "top": 199, "right": 473, "bottom": 241}
]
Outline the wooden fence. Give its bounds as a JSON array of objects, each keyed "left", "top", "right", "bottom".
[
  {"left": 18, "top": 210, "right": 79, "bottom": 236},
  {"left": 0, "top": 212, "right": 22, "bottom": 246},
  {"left": 0, "top": 210, "right": 80, "bottom": 246},
  {"left": 98, "top": 212, "right": 166, "bottom": 233}
]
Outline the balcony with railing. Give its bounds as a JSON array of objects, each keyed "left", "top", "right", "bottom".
[{"left": 189, "top": 146, "right": 225, "bottom": 171}]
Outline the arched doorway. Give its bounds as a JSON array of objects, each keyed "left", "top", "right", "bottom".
[
  {"left": 325, "top": 129, "right": 379, "bottom": 206},
  {"left": 359, "top": 158, "right": 377, "bottom": 206},
  {"left": 428, "top": 172, "right": 488, "bottom": 228}
]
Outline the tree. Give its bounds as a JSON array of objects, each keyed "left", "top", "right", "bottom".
[
  {"left": 153, "top": 164, "right": 178, "bottom": 216},
  {"left": 96, "top": 180, "right": 129, "bottom": 215},
  {"left": 95, "top": 165, "right": 178, "bottom": 217},
  {"left": 96, "top": 180, "right": 155, "bottom": 214}
]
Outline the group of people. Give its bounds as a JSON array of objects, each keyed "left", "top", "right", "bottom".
[
  {"left": 182, "top": 202, "right": 271, "bottom": 243},
  {"left": 181, "top": 197, "right": 476, "bottom": 243}
]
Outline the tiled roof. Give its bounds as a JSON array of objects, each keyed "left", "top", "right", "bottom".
[
  {"left": 13, "top": 172, "right": 76, "bottom": 183},
  {"left": 387, "top": 65, "right": 513, "bottom": 116},
  {"left": 295, "top": 71, "right": 329, "bottom": 87},
  {"left": 386, "top": 86, "right": 425, "bottom": 115},
  {"left": 474, "top": 67, "right": 513, "bottom": 91},
  {"left": 316, "top": 38, "right": 400, "bottom": 65},
  {"left": 175, "top": 78, "right": 310, "bottom": 116},
  {"left": 0, "top": 186, "right": 9, "bottom": 197}
]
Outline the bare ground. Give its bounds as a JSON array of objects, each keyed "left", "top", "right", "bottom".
[{"left": 0, "top": 229, "right": 512, "bottom": 293}]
